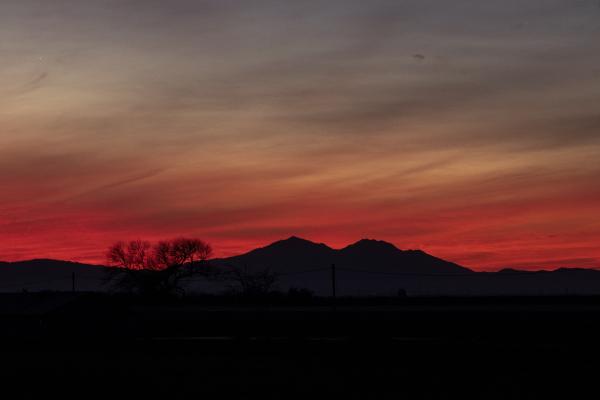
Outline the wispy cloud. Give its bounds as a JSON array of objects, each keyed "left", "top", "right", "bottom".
[{"left": 1, "top": 0, "right": 599, "bottom": 268}]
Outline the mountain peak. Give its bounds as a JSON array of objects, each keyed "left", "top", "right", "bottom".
[
  {"left": 284, "top": 235, "right": 313, "bottom": 243},
  {"left": 220, "top": 236, "right": 335, "bottom": 271},
  {"left": 268, "top": 236, "right": 331, "bottom": 249},
  {"left": 343, "top": 239, "right": 400, "bottom": 252}
]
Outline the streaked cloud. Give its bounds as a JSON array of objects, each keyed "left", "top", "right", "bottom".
[{"left": 1, "top": 0, "right": 599, "bottom": 269}]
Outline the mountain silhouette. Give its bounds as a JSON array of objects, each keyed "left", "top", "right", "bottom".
[
  {"left": 2, "top": 239, "right": 600, "bottom": 296},
  {"left": 0, "top": 259, "right": 108, "bottom": 292},
  {"left": 337, "top": 239, "right": 469, "bottom": 274},
  {"left": 7, "top": 259, "right": 103, "bottom": 270},
  {"left": 214, "top": 236, "right": 335, "bottom": 271},
  {"left": 214, "top": 236, "right": 472, "bottom": 274}
]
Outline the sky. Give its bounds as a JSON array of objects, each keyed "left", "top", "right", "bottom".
[{"left": 1, "top": 0, "right": 600, "bottom": 271}]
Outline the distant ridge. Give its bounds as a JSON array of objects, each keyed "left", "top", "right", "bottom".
[
  {"left": 7, "top": 259, "right": 106, "bottom": 269},
  {"left": 213, "top": 236, "right": 472, "bottom": 274},
  {"left": 0, "top": 259, "right": 109, "bottom": 293},
  {"left": 2, "top": 238, "right": 600, "bottom": 295}
]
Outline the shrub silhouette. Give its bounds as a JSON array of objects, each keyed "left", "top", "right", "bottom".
[{"left": 222, "top": 265, "right": 279, "bottom": 297}]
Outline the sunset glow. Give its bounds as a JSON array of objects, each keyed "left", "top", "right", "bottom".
[{"left": 2, "top": 1, "right": 600, "bottom": 270}]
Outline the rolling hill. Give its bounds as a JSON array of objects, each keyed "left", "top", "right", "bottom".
[{"left": 1, "top": 237, "right": 599, "bottom": 295}]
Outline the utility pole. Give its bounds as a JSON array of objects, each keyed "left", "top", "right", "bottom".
[
  {"left": 72, "top": 272, "right": 76, "bottom": 293},
  {"left": 331, "top": 264, "right": 336, "bottom": 310}
]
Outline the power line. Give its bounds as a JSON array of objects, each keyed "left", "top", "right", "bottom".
[
  {"left": 336, "top": 268, "right": 477, "bottom": 277},
  {"left": 278, "top": 267, "right": 330, "bottom": 276}
]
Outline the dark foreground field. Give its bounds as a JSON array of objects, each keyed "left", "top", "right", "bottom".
[{"left": 1, "top": 294, "right": 600, "bottom": 399}]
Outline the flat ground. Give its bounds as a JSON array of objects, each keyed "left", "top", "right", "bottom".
[{"left": 1, "top": 294, "right": 599, "bottom": 399}]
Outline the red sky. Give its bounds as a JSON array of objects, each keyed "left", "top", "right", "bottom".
[{"left": 1, "top": 1, "right": 600, "bottom": 271}]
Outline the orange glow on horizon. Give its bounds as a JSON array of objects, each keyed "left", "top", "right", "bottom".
[{"left": 2, "top": 1, "right": 600, "bottom": 271}]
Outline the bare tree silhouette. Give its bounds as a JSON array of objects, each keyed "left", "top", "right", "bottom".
[
  {"left": 106, "top": 238, "right": 213, "bottom": 296},
  {"left": 222, "top": 265, "right": 279, "bottom": 296}
]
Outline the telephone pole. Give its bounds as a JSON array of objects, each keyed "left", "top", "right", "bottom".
[
  {"left": 331, "top": 264, "right": 337, "bottom": 310},
  {"left": 72, "top": 272, "right": 76, "bottom": 293}
]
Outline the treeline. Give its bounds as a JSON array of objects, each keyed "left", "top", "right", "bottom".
[{"left": 105, "top": 237, "right": 283, "bottom": 297}]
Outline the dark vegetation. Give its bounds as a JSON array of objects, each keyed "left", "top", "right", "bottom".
[
  {"left": 4, "top": 237, "right": 600, "bottom": 297},
  {"left": 105, "top": 237, "right": 285, "bottom": 298},
  {"left": 2, "top": 292, "right": 600, "bottom": 399},
  {"left": 2, "top": 237, "right": 600, "bottom": 398},
  {"left": 106, "top": 238, "right": 214, "bottom": 296}
]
